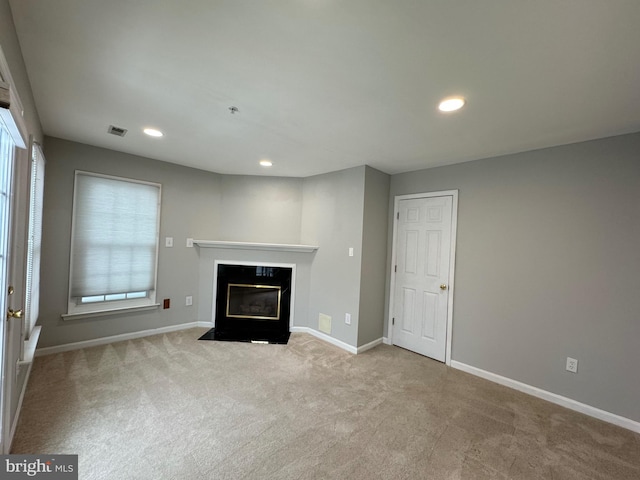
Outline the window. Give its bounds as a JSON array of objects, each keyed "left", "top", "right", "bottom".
[
  {"left": 24, "top": 142, "right": 45, "bottom": 338},
  {"left": 66, "top": 171, "right": 161, "bottom": 317}
]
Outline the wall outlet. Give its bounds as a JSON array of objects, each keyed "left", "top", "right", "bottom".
[
  {"left": 566, "top": 357, "right": 578, "bottom": 373},
  {"left": 165, "top": 237, "right": 173, "bottom": 247},
  {"left": 345, "top": 313, "right": 351, "bottom": 325},
  {"left": 186, "top": 238, "right": 194, "bottom": 248},
  {"left": 348, "top": 247, "right": 354, "bottom": 257},
  {"left": 185, "top": 295, "right": 193, "bottom": 306}
]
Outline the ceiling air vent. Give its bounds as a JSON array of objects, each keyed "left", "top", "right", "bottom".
[{"left": 107, "top": 125, "right": 128, "bottom": 137}]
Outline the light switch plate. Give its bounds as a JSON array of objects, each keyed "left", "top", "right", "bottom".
[
  {"left": 165, "top": 237, "right": 173, "bottom": 247},
  {"left": 186, "top": 238, "right": 194, "bottom": 248}
]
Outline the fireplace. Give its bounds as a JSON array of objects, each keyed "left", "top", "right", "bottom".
[
  {"left": 201, "top": 263, "right": 293, "bottom": 344},
  {"left": 226, "top": 284, "right": 281, "bottom": 320}
]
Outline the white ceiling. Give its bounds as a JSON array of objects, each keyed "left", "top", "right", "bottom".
[{"left": 8, "top": 0, "right": 640, "bottom": 177}]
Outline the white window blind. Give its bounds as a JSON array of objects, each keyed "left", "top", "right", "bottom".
[
  {"left": 68, "top": 171, "right": 161, "bottom": 314},
  {"left": 24, "top": 142, "right": 45, "bottom": 339}
]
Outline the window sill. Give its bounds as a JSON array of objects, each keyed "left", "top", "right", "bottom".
[
  {"left": 61, "top": 303, "right": 160, "bottom": 321},
  {"left": 18, "top": 325, "right": 42, "bottom": 366}
]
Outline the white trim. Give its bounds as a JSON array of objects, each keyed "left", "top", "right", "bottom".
[
  {"left": 357, "top": 337, "right": 383, "bottom": 354},
  {"left": 446, "top": 193, "right": 458, "bottom": 366},
  {"left": 9, "top": 328, "right": 42, "bottom": 451},
  {"left": 194, "top": 240, "right": 318, "bottom": 253},
  {"left": 18, "top": 326, "right": 41, "bottom": 366},
  {"left": 451, "top": 361, "right": 640, "bottom": 434},
  {"left": 382, "top": 337, "right": 391, "bottom": 345},
  {"left": 8, "top": 356, "right": 34, "bottom": 452},
  {"left": 0, "top": 103, "right": 18, "bottom": 454},
  {"left": 61, "top": 303, "right": 160, "bottom": 321},
  {"left": 212, "top": 260, "right": 297, "bottom": 328},
  {"left": 0, "top": 45, "right": 27, "bottom": 149},
  {"left": 35, "top": 321, "right": 212, "bottom": 357},
  {"left": 290, "top": 329, "right": 383, "bottom": 355},
  {"left": 387, "top": 190, "right": 458, "bottom": 366},
  {"left": 290, "top": 327, "right": 357, "bottom": 354}
]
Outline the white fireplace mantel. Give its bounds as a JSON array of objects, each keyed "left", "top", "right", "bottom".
[{"left": 193, "top": 240, "right": 318, "bottom": 253}]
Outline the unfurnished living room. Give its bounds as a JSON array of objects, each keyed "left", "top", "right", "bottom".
[{"left": 0, "top": 1, "right": 639, "bottom": 479}]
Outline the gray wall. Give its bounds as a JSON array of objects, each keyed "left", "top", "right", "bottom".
[
  {"left": 218, "top": 175, "right": 303, "bottom": 244},
  {"left": 40, "top": 139, "right": 386, "bottom": 352},
  {"left": 301, "top": 167, "right": 366, "bottom": 347},
  {"left": 196, "top": 175, "right": 308, "bottom": 326},
  {"left": 40, "top": 137, "right": 222, "bottom": 347},
  {"left": 358, "top": 166, "right": 390, "bottom": 347},
  {"left": 388, "top": 132, "right": 640, "bottom": 423}
]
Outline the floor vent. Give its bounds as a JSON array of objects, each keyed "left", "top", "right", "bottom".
[{"left": 107, "top": 125, "right": 128, "bottom": 137}]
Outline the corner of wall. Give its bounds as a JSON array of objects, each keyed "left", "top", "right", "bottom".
[
  {"left": 357, "top": 166, "right": 390, "bottom": 347},
  {"left": 300, "top": 166, "right": 367, "bottom": 349}
]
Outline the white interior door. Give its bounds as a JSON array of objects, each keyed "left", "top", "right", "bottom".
[{"left": 391, "top": 194, "right": 455, "bottom": 362}]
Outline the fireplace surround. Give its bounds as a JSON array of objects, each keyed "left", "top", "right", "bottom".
[{"left": 200, "top": 262, "right": 294, "bottom": 344}]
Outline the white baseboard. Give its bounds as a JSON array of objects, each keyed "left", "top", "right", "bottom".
[
  {"left": 8, "top": 358, "right": 35, "bottom": 453},
  {"left": 36, "top": 321, "right": 213, "bottom": 356},
  {"left": 289, "top": 328, "right": 383, "bottom": 355},
  {"left": 357, "top": 338, "right": 383, "bottom": 354},
  {"left": 196, "top": 321, "right": 215, "bottom": 329},
  {"left": 39, "top": 323, "right": 372, "bottom": 357},
  {"left": 451, "top": 361, "right": 640, "bottom": 434},
  {"left": 8, "top": 354, "right": 40, "bottom": 454},
  {"left": 195, "top": 321, "right": 215, "bottom": 328},
  {"left": 290, "top": 327, "right": 357, "bottom": 354},
  {"left": 8, "top": 327, "right": 43, "bottom": 452},
  {"left": 382, "top": 337, "right": 391, "bottom": 345}
]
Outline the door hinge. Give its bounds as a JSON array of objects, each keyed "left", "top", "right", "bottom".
[
  {"left": 397, "top": 212, "right": 399, "bottom": 220},
  {"left": 392, "top": 317, "right": 395, "bottom": 325},
  {"left": 394, "top": 265, "right": 397, "bottom": 273}
]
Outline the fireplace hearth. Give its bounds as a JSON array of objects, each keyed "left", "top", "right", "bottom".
[{"left": 200, "top": 263, "right": 292, "bottom": 344}]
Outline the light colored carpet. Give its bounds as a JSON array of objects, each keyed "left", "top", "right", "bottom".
[{"left": 12, "top": 329, "right": 640, "bottom": 479}]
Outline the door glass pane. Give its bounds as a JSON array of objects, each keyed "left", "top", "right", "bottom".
[{"left": 0, "top": 119, "right": 16, "bottom": 452}]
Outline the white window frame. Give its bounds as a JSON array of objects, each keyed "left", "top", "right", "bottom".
[
  {"left": 24, "top": 140, "right": 45, "bottom": 339},
  {"left": 63, "top": 171, "right": 161, "bottom": 320}
]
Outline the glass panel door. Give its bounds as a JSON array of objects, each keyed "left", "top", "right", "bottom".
[{"left": 0, "top": 122, "right": 16, "bottom": 453}]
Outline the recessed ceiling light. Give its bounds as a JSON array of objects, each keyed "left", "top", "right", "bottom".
[
  {"left": 143, "top": 128, "right": 164, "bottom": 137},
  {"left": 438, "top": 97, "right": 466, "bottom": 112},
  {"left": 259, "top": 160, "right": 273, "bottom": 167}
]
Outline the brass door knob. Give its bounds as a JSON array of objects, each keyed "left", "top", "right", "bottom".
[
  {"left": 440, "top": 284, "right": 447, "bottom": 290},
  {"left": 7, "top": 309, "right": 23, "bottom": 319}
]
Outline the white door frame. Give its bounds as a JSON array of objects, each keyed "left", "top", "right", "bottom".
[
  {"left": 0, "top": 119, "right": 17, "bottom": 454},
  {"left": 388, "top": 190, "right": 458, "bottom": 365},
  {"left": 0, "top": 45, "right": 29, "bottom": 454}
]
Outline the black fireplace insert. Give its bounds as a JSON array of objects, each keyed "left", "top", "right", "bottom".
[{"left": 200, "top": 264, "right": 292, "bottom": 344}]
